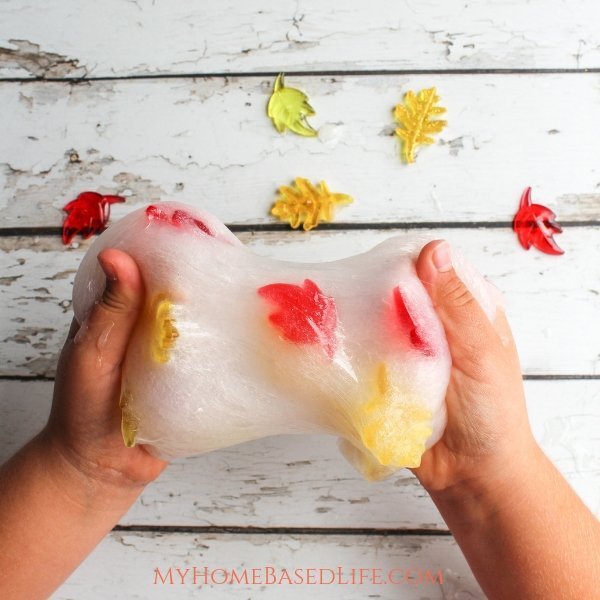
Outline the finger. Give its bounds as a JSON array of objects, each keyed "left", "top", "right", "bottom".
[
  {"left": 73, "top": 249, "right": 144, "bottom": 376},
  {"left": 492, "top": 305, "right": 516, "bottom": 348},
  {"left": 416, "top": 240, "right": 498, "bottom": 369}
]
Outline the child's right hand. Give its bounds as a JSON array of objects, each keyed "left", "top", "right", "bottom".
[
  {"left": 412, "top": 241, "right": 600, "bottom": 600},
  {"left": 412, "top": 240, "right": 539, "bottom": 495}
]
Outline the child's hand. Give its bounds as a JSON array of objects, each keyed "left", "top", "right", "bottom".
[
  {"left": 411, "top": 240, "right": 600, "bottom": 599},
  {"left": 42, "top": 248, "right": 167, "bottom": 499},
  {"left": 0, "top": 249, "right": 168, "bottom": 598},
  {"left": 412, "top": 240, "right": 537, "bottom": 494}
]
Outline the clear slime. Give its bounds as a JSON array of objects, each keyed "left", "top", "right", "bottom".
[{"left": 73, "top": 202, "right": 499, "bottom": 480}]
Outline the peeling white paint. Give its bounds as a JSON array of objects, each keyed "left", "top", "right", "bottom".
[
  {"left": 1, "top": 228, "right": 599, "bottom": 377},
  {"left": 1, "top": 0, "right": 600, "bottom": 77},
  {"left": 1, "top": 2, "right": 599, "bottom": 594},
  {"left": 1, "top": 75, "right": 600, "bottom": 226}
]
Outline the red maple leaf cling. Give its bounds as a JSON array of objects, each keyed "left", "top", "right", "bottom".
[
  {"left": 145, "top": 204, "right": 213, "bottom": 237},
  {"left": 513, "top": 187, "right": 564, "bottom": 255},
  {"left": 258, "top": 279, "right": 338, "bottom": 359},
  {"left": 393, "top": 287, "right": 435, "bottom": 356},
  {"left": 62, "top": 192, "right": 125, "bottom": 244}
]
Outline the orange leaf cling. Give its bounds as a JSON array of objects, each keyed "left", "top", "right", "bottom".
[
  {"left": 512, "top": 187, "right": 564, "bottom": 255},
  {"left": 393, "top": 287, "right": 435, "bottom": 356},
  {"left": 258, "top": 279, "right": 338, "bottom": 359},
  {"left": 62, "top": 191, "right": 125, "bottom": 244},
  {"left": 146, "top": 204, "right": 213, "bottom": 237}
]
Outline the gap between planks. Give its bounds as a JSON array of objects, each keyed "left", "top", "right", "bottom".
[
  {"left": 112, "top": 525, "right": 453, "bottom": 536},
  {"left": 1, "top": 221, "right": 600, "bottom": 238},
  {"left": 2, "top": 67, "right": 600, "bottom": 84}
]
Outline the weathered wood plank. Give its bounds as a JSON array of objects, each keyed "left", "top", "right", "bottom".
[
  {"left": 2, "top": 378, "right": 598, "bottom": 529},
  {"left": 1, "top": 74, "right": 600, "bottom": 227},
  {"left": 54, "top": 531, "right": 482, "bottom": 599},
  {"left": 1, "top": 227, "right": 599, "bottom": 378},
  {"left": 2, "top": 0, "right": 600, "bottom": 78}
]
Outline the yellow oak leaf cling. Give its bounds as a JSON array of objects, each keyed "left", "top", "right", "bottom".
[
  {"left": 393, "top": 87, "right": 447, "bottom": 164},
  {"left": 356, "top": 363, "right": 433, "bottom": 469},
  {"left": 271, "top": 178, "right": 353, "bottom": 231},
  {"left": 267, "top": 73, "right": 317, "bottom": 137}
]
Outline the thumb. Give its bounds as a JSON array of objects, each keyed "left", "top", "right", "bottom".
[
  {"left": 73, "top": 249, "right": 144, "bottom": 376},
  {"left": 416, "top": 240, "right": 497, "bottom": 369}
]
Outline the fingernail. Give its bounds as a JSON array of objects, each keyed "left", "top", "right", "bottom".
[
  {"left": 432, "top": 241, "right": 452, "bottom": 272},
  {"left": 98, "top": 255, "right": 117, "bottom": 281}
]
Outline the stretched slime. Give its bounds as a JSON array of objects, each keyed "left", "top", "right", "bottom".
[{"left": 73, "top": 202, "right": 499, "bottom": 480}]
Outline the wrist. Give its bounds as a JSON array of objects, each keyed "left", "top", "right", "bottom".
[
  {"left": 32, "top": 428, "right": 144, "bottom": 516},
  {"left": 429, "top": 440, "right": 549, "bottom": 526}
]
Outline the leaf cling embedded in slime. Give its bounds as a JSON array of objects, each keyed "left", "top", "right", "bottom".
[{"left": 393, "top": 87, "right": 447, "bottom": 164}]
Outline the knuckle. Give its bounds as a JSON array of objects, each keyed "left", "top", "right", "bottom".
[
  {"left": 100, "top": 285, "right": 130, "bottom": 314},
  {"left": 440, "top": 276, "right": 475, "bottom": 309}
]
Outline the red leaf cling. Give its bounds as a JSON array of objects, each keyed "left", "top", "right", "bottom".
[
  {"left": 62, "top": 192, "right": 125, "bottom": 245},
  {"left": 512, "top": 187, "right": 564, "bottom": 255},
  {"left": 145, "top": 204, "right": 170, "bottom": 223},
  {"left": 172, "top": 209, "right": 212, "bottom": 236},
  {"left": 145, "top": 205, "right": 213, "bottom": 237},
  {"left": 393, "top": 287, "right": 435, "bottom": 356},
  {"left": 258, "top": 279, "right": 338, "bottom": 359}
]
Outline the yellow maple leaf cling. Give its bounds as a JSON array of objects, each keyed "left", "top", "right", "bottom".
[
  {"left": 119, "top": 388, "right": 139, "bottom": 448},
  {"left": 356, "top": 363, "right": 433, "bottom": 468},
  {"left": 271, "top": 178, "right": 353, "bottom": 231},
  {"left": 149, "top": 295, "right": 179, "bottom": 364},
  {"left": 393, "top": 87, "right": 447, "bottom": 164},
  {"left": 267, "top": 73, "right": 317, "bottom": 137}
]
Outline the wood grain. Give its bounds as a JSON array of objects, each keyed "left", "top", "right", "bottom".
[
  {"left": 1, "top": 74, "right": 599, "bottom": 228},
  {"left": 55, "top": 531, "right": 482, "bottom": 599},
  {"left": 2, "top": 378, "right": 598, "bottom": 530},
  {"left": 1, "top": 2, "right": 598, "bottom": 595},
  {"left": 1, "top": 227, "right": 598, "bottom": 378},
  {"left": 1, "top": 0, "right": 600, "bottom": 78}
]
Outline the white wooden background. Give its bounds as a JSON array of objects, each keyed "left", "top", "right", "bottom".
[{"left": 1, "top": 1, "right": 600, "bottom": 598}]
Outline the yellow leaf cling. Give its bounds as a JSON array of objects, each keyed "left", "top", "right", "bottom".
[
  {"left": 150, "top": 295, "right": 179, "bottom": 364},
  {"left": 393, "top": 87, "right": 447, "bottom": 164},
  {"left": 356, "top": 363, "right": 433, "bottom": 469},
  {"left": 119, "top": 388, "right": 139, "bottom": 448},
  {"left": 267, "top": 73, "right": 317, "bottom": 137},
  {"left": 271, "top": 178, "right": 353, "bottom": 231}
]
